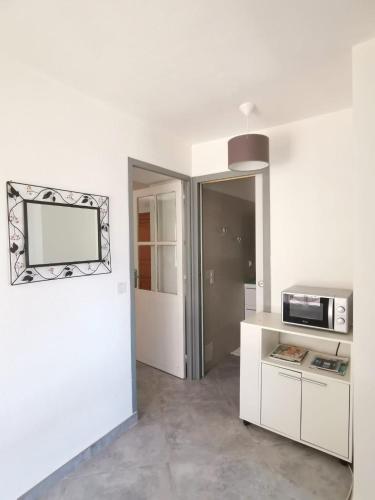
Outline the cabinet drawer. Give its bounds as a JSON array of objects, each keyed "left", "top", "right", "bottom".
[
  {"left": 261, "top": 363, "right": 301, "bottom": 439},
  {"left": 301, "top": 376, "right": 349, "bottom": 457}
]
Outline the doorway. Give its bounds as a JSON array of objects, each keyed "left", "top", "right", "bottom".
[
  {"left": 128, "top": 160, "right": 270, "bottom": 406},
  {"left": 128, "top": 158, "right": 191, "bottom": 414},
  {"left": 133, "top": 175, "right": 184, "bottom": 378},
  {"left": 201, "top": 176, "right": 256, "bottom": 373},
  {"left": 191, "top": 169, "right": 271, "bottom": 378}
]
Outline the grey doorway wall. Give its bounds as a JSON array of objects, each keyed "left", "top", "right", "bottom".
[
  {"left": 191, "top": 169, "right": 271, "bottom": 379},
  {"left": 201, "top": 177, "right": 256, "bottom": 373}
]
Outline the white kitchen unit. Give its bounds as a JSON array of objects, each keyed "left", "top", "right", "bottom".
[
  {"left": 244, "top": 283, "right": 256, "bottom": 318},
  {"left": 240, "top": 312, "right": 353, "bottom": 462}
]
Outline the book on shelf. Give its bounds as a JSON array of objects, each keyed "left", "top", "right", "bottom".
[
  {"left": 310, "top": 355, "right": 349, "bottom": 376},
  {"left": 269, "top": 344, "right": 308, "bottom": 364}
]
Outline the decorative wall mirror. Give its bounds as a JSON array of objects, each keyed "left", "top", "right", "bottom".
[{"left": 7, "top": 181, "right": 111, "bottom": 285}]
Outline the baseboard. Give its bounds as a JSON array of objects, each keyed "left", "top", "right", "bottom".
[{"left": 19, "top": 412, "right": 138, "bottom": 500}]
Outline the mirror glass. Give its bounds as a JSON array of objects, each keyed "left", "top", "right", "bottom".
[{"left": 25, "top": 202, "right": 101, "bottom": 266}]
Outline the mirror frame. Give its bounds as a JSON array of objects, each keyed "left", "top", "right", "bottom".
[{"left": 7, "top": 181, "right": 111, "bottom": 285}]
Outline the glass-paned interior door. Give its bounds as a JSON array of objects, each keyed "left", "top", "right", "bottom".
[{"left": 133, "top": 179, "right": 185, "bottom": 378}]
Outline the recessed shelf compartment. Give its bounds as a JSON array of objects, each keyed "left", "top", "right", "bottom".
[{"left": 262, "top": 350, "right": 351, "bottom": 384}]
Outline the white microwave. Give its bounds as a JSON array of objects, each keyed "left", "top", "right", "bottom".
[{"left": 281, "top": 286, "right": 353, "bottom": 333}]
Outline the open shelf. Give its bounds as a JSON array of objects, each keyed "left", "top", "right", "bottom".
[
  {"left": 261, "top": 350, "right": 351, "bottom": 384},
  {"left": 243, "top": 312, "right": 353, "bottom": 344}
]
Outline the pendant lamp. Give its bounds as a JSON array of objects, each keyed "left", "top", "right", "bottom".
[{"left": 228, "top": 102, "right": 269, "bottom": 171}]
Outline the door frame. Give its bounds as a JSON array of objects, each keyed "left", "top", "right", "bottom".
[
  {"left": 128, "top": 158, "right": 192, "bottom": 413},
  {"left": 191, "top": 169, "right": 271, "bottom": 379},
  {"left": 129, "top": 160, "right": 271, "bottom": 402}
]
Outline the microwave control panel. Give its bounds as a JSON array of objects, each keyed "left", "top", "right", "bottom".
[{"left": 334, "top": 296, "right": 352, "bottom": 333}]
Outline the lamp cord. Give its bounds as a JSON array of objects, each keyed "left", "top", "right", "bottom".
[{"left": 335, "top": 342, "right": 341, "bottom": 356}]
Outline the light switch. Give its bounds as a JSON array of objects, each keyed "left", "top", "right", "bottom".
[{"left": 118, "top": 282, "right": 127, "bottom": 294}]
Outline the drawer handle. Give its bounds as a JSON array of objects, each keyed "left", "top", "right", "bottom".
[
  {"left": 302, "top": 378, "right": 327, "bottom": 387},
  {"left": 278, "top": 372, "right": 301, "bottom": 381}
]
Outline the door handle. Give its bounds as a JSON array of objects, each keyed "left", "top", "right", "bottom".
[
  {"left": 278, "top": 372, "right": 301, "bottom": 382},
  {"left": 134, "top": 269, "right": 138, "bottom": 288},
  {"left": 302, "top": 378, "right": 327, "bottom": 387},
  {"left": 258, "top": 280, "right": 264, "bottom": 287}
]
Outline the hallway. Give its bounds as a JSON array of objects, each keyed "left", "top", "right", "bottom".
[{"left": 42, "top": 356, "right": 351, "bottom": 499}]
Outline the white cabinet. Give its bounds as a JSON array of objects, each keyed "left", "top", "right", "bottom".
[
  {"left": 301, "top": 375, "right": 350, "bottom": 458},
  {"left": 239, "top": 322, "right": 261, "bottom": 425},
  {"left": 240, "top": 312, "right": 353, "bottom": 462},
  {"left": 261, "top": 364, "right": 301, "bottom": 439}
]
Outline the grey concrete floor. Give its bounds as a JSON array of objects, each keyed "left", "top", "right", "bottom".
[{"left": 42, "top": 355, "right": 352, "bottom": 499}]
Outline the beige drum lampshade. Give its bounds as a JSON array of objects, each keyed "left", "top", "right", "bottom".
[{"left": 228, "top": 133, "right": 269, "bottom": 171}]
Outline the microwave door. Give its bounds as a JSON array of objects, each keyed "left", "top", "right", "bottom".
[{"left": 283, "top": 294, "right": 332, "bottom": 329}]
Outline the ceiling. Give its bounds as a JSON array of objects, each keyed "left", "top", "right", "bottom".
[
  {"left": 132, "top": 167, "right": 173, "bottom": 188},
  {"left": 1, "top": 0, "right": 375, "bottom": 143},
  {"left": 204, "top": 177, "right": 255, "bottom": 202}
]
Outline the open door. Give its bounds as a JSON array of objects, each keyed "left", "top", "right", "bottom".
[{"left": 133, "top": 180, "right": 185, "bottom": 379}]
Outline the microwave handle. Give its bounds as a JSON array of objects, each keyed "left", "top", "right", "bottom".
[{"left": 328, "top": 298, "right": 334, "bottom": 330}]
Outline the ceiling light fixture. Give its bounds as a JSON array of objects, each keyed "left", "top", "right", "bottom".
[{"left": 228, "top": 102, "right": 269, "bottom": 171}]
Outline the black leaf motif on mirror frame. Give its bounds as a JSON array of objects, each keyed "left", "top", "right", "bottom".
[
  {"left": 22, "top": 275, "right": 33, "bottom": 282},
  {"left": 10, "top": 242, "right": 18, "bottom": 253},
  {"left": 8, "top": 185, "right": 20, "bottom": 198},
  {"left": 42, "top": 191, "right": 53, "bottom": 199},
  {"left": 65, "top": 271, "right": 73, "bottom": 277}
]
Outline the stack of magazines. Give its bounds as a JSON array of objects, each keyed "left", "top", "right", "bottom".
[
  {"left": 269, "top": 344, "right": 308, "bottom": 364},
  {"left": 310, "top": 355, "right": 349, "bottom": 376}
]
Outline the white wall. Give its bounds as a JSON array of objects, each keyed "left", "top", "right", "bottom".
[
  {"left": 192, "top": 109, "right": 353, "bottom": 311},
  {"left": 352, "top": 38, "right": 375, "bottom": 500},
  {"left": 0, "top": 56, "right": 190, "bottom": 499}
]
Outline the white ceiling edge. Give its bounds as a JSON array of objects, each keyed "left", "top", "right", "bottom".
[
  {"left": 0, "top": 50, "right": 192, "bottom": 149},
  {"left": 0, "top": 1, "right": 373, "bottom": 144},
  {"left": 192, "top": 106, "right": 353, "bottom": 149}
]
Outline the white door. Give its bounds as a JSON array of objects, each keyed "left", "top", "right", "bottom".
[
  {"left": 261, "top": 363, "right": 301, "bottom": 439},
  {"left": 134, "top": 180, "right": 185, "bottom": 378},
  {"left": 301, "top": 376, "right": 349, "bottom": 457}
]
